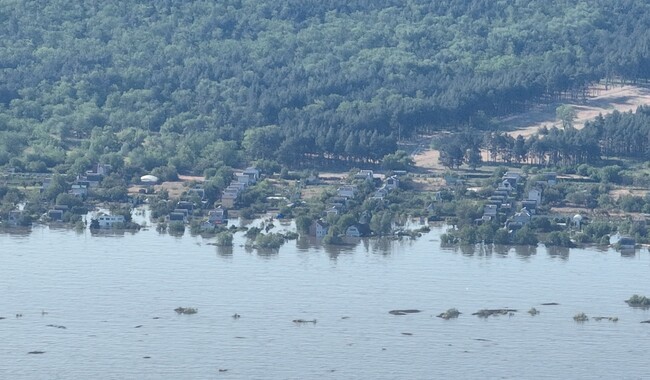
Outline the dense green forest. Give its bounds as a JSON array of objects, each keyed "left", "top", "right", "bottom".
[{"left": 1, "top": 0, "right": 650, "bottom": 175}]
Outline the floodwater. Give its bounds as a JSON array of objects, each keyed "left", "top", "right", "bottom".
[{"left": 1, "top": 215, "right": 650, "bottom": 379}]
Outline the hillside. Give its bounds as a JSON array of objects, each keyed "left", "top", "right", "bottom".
[{"left": 1, "top": 1, "right": 650, "bottom": 174}]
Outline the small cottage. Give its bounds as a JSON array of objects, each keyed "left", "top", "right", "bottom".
[
  {"left": 309, "top": 220, "right": 329, "bottom": 238},
  {"left": 97, "top": 214, "right": 125, "bottom": 228},
  {"left": 385, "top": 176, "right": 400, "bottom": 191},
  {"left": 527, "top": 188, "right": 542, "bottom": 204},
  {"left": 242, "top": 167, "right": 260, "bottom": 183},
  {"left": 507, "top": 208, "right": 531, "bottom": 229},
  {"left": 169, "top": 211, "right": 187, "bottom": 222},
  {"left": 48, "top": 210, "right": 64, "bottom": 222},
  {"left": 483, "top": 204, "right": 498, "bottom": 219},
  {"left": 337, "top": 185, "right": 357, "bottom": 199},
  {"left": 208, "top": 208, "right": 227, "bottom": 225},
  {"left": 355, "top": 169, "right": 374, "bottom": 181},
  {"left": 345, "top": 224, "right": 371, "bottom": 237}
]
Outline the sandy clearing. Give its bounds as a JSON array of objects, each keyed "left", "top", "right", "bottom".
[
  {"left": 412, "top": 149, "right": 444, "bottom": 171},
  {"left": 179, "top": 175, "right": 205, "bottom": 182},
  {"left": 153, "top": 181, "right": 189, "bottom": 198},
  {"left": 609, "top": 188, "right": 650, "bottom": 200},
  {"left": 503, "top": 84, "right": 650, "bottom": 138},
  {"left": 413, "top": 84, "right": 650, "bottom": 171}
]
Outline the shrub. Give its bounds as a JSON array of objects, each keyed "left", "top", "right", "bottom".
[
  {"left": 215, "top": 231, "right": 234, "bottom": 247},
  {"left": 255, "top": 233, "right": 285, "bottom": 249},
  {"left": 626, "top": 294, "right": 650, "bottom": 307}
]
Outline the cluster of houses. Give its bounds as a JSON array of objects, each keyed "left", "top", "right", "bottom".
[
  {"left": 221, "top": 167, "right": 259, "bottom": 208},
  {"left": 479, "top": 171, "right": 556, "bottom": 229},
  {"left": 42, "top": 163, "right": 112, "bottom": 200},
  {"left": 308, "top": 170, "right": 402, "bottom": 238},
  {"left": 166, "top": 195, "right": 227, "bottom": 229},
  {"left": 161, "top": 167, "right": 260, "bottom": 228}
]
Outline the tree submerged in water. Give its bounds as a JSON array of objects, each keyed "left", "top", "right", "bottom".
[
  {"left": 625, "top": 294, "right": 650, "bottom": 307},
  {"left": 254, "top": 232, "right": 286, "bottom": 249},
  {"left": 175, "top": 307, "right": 198, "bottom": 315},
  {"left": 437, "top": 308, "right": 461, "bottom": 320},
  {"left": 215, "top": 231, "right": 234, "bottom": 247},
  {"left": 573, "top": 312, "right": 588, "bottom": 322}
]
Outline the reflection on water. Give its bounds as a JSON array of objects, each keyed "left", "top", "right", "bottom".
[
  {"left": 215, "top": 245, "right": 234, "bottom": 258},
  {"left": 547, "top": 246, "right": 570, "bottom": 260},
  {"left": 444, "top": 243, "right": 537, "bottom": 258},
  {"left": 0, "top": 226, "right": 33, "bottom": 238},
  {"left": 619, "top": 248, "right": 637, "bottom": 258},
  {"left": 514, "top": 244, "right": 537, "bottom": 258}
]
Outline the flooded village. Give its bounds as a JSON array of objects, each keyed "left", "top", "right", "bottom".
[{"left": 0, "top": 159, "right": 644, "bottom": 253}]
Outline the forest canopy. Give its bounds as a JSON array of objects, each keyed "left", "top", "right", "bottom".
[{"left": 1, "top": 0, "right": 649, "bottom": 174}]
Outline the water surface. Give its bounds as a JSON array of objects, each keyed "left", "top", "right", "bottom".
[{"left": 1, "top": 220, "right": 650, "bottom": 379}]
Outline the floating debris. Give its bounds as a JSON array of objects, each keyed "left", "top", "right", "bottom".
[
  {"left": 134, "top": 325, "right": 143, "bottom": 328},
  {"left": 143, "top": 356, "right": 151, "bottom": 359},
  {"left": 625, "top": 295, "right": 650, "bottom": 308},
  {"left": 593, "top": 316, "right": 618, "bottom": 322},
  {"left": 341, "top": 316, "right": 350, "bottom": 320},
  {"left": 16, "top": 314, "right": 23, "bottom": 318},
  {"left": 573, "top": 313, "right": 589, "bottom": 322},
  {"left": 641, "top": 320, "right": 650, "bottom": 324},
  {"left": 472, "top": 309, "right": 517, "bottom": 318},
  {"left": 474, "top": 338, "right": 491, "bottom": 342},
  {"left": 389, "top": 309, "right": 421, "bottom": 316},
  {"left": 437, "top": 308, "right": 461, "bottom": 320},
  {"left": 28, "top": 351, "right": 45, "bottom": 355},
  {"left": 0, "top": 317, "right": 5, "bottom": 320},
  {"left": 401, "top": 332, "right": 413, "bottom": 336},
  {"left": 174, "top": 307, "right": 198, "bottom": 315},
  {"left": 293, "top": 319, "right": 317, "bottom": 324},
  {"left": 219, "top": 369, "right": 229, "bottom": 372},
  {"left": 46, "top": 324, "right": 66, "bottom": 329},
  {"left": 541, "top": 303, "right": 560, "bottom": 306},
  {"left": 152, "top": 317, "right": 161, "bottom": 320},
  {"left": 232, "top": 314, "right": 241, "bottom": 319},
  {"left": 528, "top": 308, "right": 540, "bottom": 316}
]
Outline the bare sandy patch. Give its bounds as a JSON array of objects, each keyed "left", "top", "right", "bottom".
[
  {"left": 179, "top": 175, "right": 205, "bottom": 182},
  {"left": 154, "top": 181, "right": 189, "bottom": 198},
  {"left": 301, "top": 186, "right": 328, "bottom": 200},
  {"left": 504, "top": 84, "right": 650, "bottom": 138},
  {"left": 412, "top": 149, "right": 443, "bottom": 171},
  {"left": 412, "top": 177, "right": 446, "bottom": 191},
  {"left": 609, "top": 188, "right": 649, "bottom": 200}
]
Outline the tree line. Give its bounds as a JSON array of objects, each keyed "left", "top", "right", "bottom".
[{"left": 437, "top": 106, "right": 650, "bottom": 169}]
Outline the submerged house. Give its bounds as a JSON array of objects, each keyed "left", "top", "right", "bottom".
[
  {"left": 506, "top": 208, "right": 531, "bottom": 229},
  {"left": 207, "top": 208, "right": 228, "bottom": 225},
  {"left": 47, "top": 209, "right": 64, "bottom": 222},
  {"left": 96, "top": 214, "right": 125, "bottom": 228},
  {"left": 7, "top": 210, "right": 24, "bottom": 227},
  {"left": 309, "top": 220, "right": 330, "bottom": 238},
  {"left": 345, "top": 223, "right": 371, "bottom": 237},
  {"left": 617, "top": 236, "right": 636, "bottom": 250}
]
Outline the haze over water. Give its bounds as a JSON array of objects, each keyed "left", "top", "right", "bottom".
[{"left": 2, "top": 217, "right": 650, "bottom": 379}]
